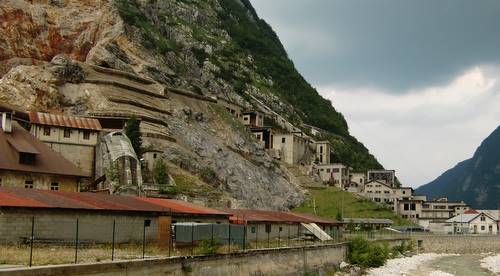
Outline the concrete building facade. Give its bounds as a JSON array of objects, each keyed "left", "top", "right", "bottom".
[
  {"left": 29, "top": 112, "right": 102, "bottom": 177},
  {"left": 316, "top": 164, "right": 350, "bottom": 187},
  {"left": 315, "top": 141, "right": 331, "bottom": 165},
  {"left": 0, "top": 116, "right": 87, "bottom": 192},
  {"left": 242, "top": 110, "right": 264, "bottom": 128},
  {"left": 272, "top": 132, "right": 308, "bottom": 165}
]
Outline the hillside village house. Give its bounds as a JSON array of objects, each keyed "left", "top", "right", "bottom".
[
  {"left": 242, "top": 110, "right": 264, "bottom": 128},
  {"left": 272, "top": 132, "right": 309, "bottom": 165},
  {"left": 347, "top": 172, "right": 366, "bottom": 193},
  {"left": 315, "top": 140, "right": 331, "bottom": 165},
  {"left": 367, "top": 170, "right": 396, "bottom": 187},
  {"left": 29, "top": 112, "right": 102, "bottom": 177},
  {"left": 316, "top": 163, "right": 350, "bottom": 187},
  {"left": 217, "top": 97, "right": 243, "bottom": 119},
  {"left": 445, "top": 210, "right": 498, "bottom": 234},
  {"left": 0, "top": 113, "right": 88, "bottom": 191},
  {"left": 251, "top": 126, "right": 274, "bottom": 149}
]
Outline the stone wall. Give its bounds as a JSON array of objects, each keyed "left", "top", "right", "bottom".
[
  {"left": 413, "top": 234, "right": 500, "bottom": 254},
  {"left": 0, "top": 243, "right": 349, "bottom": 276}
]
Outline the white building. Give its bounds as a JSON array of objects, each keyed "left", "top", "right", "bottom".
[
  {"left": 316, "top": 163, "right": 350, "bottom": 187},
  {"left": 445, "top": 211, "right": 498, "bottom": 234},
  {"left": 315, "top": 141, "right": 331, "bottom": 165},
  {"left": 272, "top": 132, "right": 309, "bottom": 165}
]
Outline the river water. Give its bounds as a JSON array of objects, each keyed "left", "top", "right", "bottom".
[{"left": 407, "top": 254, "right": 495, "bottom": 276}]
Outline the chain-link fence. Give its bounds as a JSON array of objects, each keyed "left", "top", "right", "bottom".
[{"left": 0, "top": 216, "right": 412, "bottom": 267}]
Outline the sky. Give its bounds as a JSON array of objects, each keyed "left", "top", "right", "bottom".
[{"left": 250, "top": 0, "right": 500, "bottom": 188}]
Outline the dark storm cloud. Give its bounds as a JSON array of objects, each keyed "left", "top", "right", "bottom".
[{"left": 250, "top": 0, "right": 500, "bottom": 92}]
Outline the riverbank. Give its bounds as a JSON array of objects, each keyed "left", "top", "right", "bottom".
[
  {"left": 368, "top": 253, "right": 500, "bottom": 276},
  {"left": 367, "top": 253, "right": 454, "bottom": 276}
]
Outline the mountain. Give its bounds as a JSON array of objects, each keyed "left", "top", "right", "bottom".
[
  {"left": 416, "top": 126, "right": 500, "bottom": 209},
  {"left": 0, "top": 0, "right": 382, "bottom": 209}
]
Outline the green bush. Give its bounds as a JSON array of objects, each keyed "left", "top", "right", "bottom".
[
  {"left": 153, "top": 158, "right": 169, "bottom": 185},
  {"left": 348, "top": 237, "right": 390, "bottom": 268},
  {"left": 392, "top": 240, "right": 415, "bottom": 255},
  {"left": 124, "top": 116, "right": 143, "bottom": 158},
  {"left": 195, "top": 238, "right": 221, "bottom": 255}
]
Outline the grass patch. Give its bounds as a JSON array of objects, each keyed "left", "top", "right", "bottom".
[{"left": 293, "top": 187, "right": 413, "bottom": 226}]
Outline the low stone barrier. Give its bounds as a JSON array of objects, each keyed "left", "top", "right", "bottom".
[
  {"left": 0, "top": 243, "right": 348, "bottom": 276},
  {"left": 413, "top": 234, "right": 500, "bottom": 254}
]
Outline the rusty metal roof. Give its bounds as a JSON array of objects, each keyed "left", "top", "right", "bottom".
[
  {"left": 226, "top": 209, "right": 341, "bottom": 225},
  {"left": 0, "top": 187, "right": 230, "bottom": 217},
  {"left": 29, "top": 112, "right": 102, "bottom": 130},
  {"left": 139, "top": 197, "right": 230, "bottom": 216},
  {"left": 0, "top": 122, "right": 89, "bottom": 177}
]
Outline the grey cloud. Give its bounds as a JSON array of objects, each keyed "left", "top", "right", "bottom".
[{"left": 250, "top": 0, "right": 500, "bottom": 92}]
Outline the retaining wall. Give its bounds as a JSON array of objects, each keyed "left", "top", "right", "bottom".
[
  {"left": 0, "top": 243, "right": 349, "bottom": 276},
  {"left": 414, "top": 234, "right": 500, "bottom": 254}
]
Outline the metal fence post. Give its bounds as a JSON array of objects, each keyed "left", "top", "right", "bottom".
[
  {"left": 267, "top": 231, "right": 270, "bottom": 248},
  {"left": 278, "top": 226, "right": 281, "bottom": 247},
  {"left": 75, "top": 219, "right": 79, "bottom": 264},
  {"left": 211, "top": 223, "right": 214, "bottom": 247},
  {"left": 29, "top": 216, "right": 34, "bottom": 267},
  {"left": 191, "top": 223, "right": 194, "bottom": 256},
  {"left": 168, "top": 223, "right": 172, "bottom": 257},
  {"left": 287, "top": 225, "right": 290, "bottom": 247},
  {"left": 142, "top": 221, "right": 146, "bottom": 259},
  {"left": 255, "top": 226, "right": 258, "bottom": 249},
  {"left": 228, "top": 224, "right": 232, "bottom": 253},
  {"left": 243, "top": 225, "right": 247, "bottom": 251},
  {"left": 111, "top": 220, "right": 116, "bottom": 261}
]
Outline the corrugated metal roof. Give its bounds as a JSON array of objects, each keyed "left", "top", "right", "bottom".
[
  {"left": 139, "top": 197, "right": 230, "bottom": 216},
  {"left": 226, "top": 209, "right": 341, "bottom": 225},
  {"left": 0, "top": 122, "right": 89, "bottom": 177},
  {"left": 0, "top": 187, "right": 230, "bottom": 217},
  {"left": 29, "top": 112, "right": 102, "bottom": 130},
  {"left": 343, "top": 218, "right": 394, "bottom": 224}
]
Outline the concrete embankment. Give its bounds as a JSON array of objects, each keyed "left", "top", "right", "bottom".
[
  {"left": 0, "top": 243, "right": 347, "bottom": 276},
  {"left": 0, "top": 239, "right": 410, "bottom": 276}
]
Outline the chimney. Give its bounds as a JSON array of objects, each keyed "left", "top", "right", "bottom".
[{"left": 1, "top": 112, "right": 12, "bottom": 133}]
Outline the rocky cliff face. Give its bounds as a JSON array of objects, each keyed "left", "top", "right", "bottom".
[{"left": 0, "top": 0, "right": 382, "bottom": 210}]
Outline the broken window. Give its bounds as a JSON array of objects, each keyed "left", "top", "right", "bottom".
[
  {"left": 43, "top": 126, "right": 51, "bottom": 136},
  {"left": 51, "top": 182, "right": 59, "bottom": 191}
]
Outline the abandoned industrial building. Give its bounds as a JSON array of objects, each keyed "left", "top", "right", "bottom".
[{"left": 0, "top": 114, "right": 88, "bottom": 192}]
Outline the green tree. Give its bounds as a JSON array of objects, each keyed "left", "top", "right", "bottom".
[
  {"left": 124, "top": 116, "right": 143, "bottom": 158},
  {"left": 153, "top": 158, "right": 169, "bottom": 185}
]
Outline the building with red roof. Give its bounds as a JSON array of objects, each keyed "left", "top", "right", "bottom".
[
  {"left": 0, "top": 187, "right": 230, "bottom": 244},
  {"left": 0, "top": 114, "right": 88, "bottom": 192},
  {"left": 225, "top": 209, "right": 342, "bottom": 241},
  {"left": 29, "top": 111, "right": 102, "bottom": 177}
]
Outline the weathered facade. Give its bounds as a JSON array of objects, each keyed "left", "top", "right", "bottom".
[
  {"left": 367, "top": 170, "right": 396, "bottom": 187},
  {"left": 242, "top": 110, "right": 264, "bottom": 128},
  {"left": 0, "top": 187, "right": 230, "bottom": 244},
  {"left": 29, "top": 112, "right": 102, "bottom": 178},
  {"left": 315, "top": 141, "right": 331, "bottom": 165},
  {"left": 316, "top": 163, "right": 350, "bottom": 187},
  {"left": 95, "top": 131, "right": 143, "bottom": 194},
  {"left": 0, "top": 115, "right": 87, "bottom": 192},
  {"left": 272, "top": 132, "right": 309, "bottom": 165}
]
